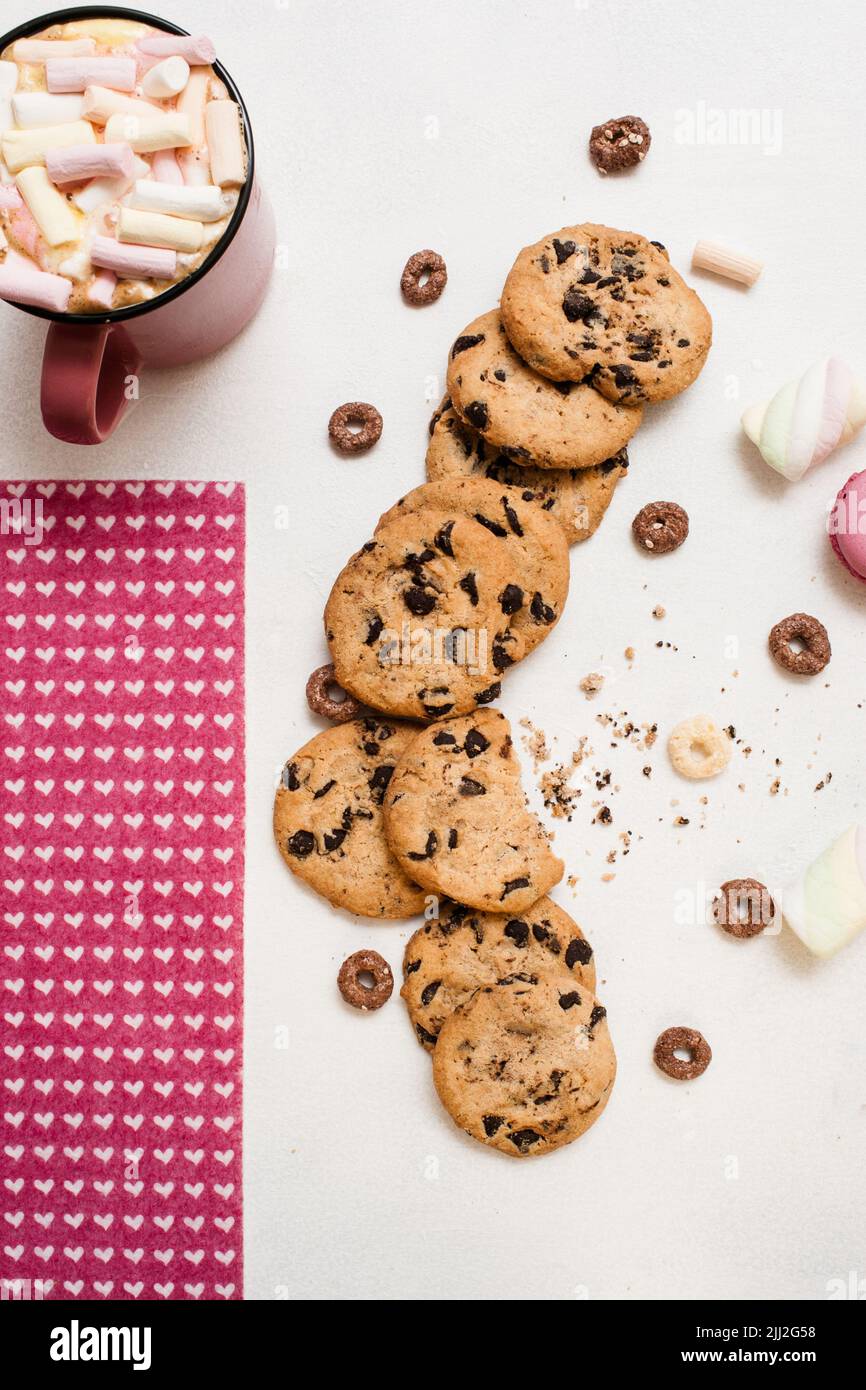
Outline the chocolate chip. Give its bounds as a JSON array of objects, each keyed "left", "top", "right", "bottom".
[
  {"left": 464, "top": 728, "right": 490, "bottom": 758},
  {"left": 504, "top": 919, "right": 530, "bottom": 947},
  {"left": 448, "top": 828, "right": 458, "bottom": 849},
  {"left": 281, "top": 761, "right": 300, "bottom": 791},
  {"left": 368, "top": 764, "right": 394, "bottom": 803},
  {"left": 565, "top": 937, "right": 593, "bottom": 968},
  {"left": 364, "top": 615, "right": 383, "bottom": 646},
  {"left": 286, "top": 829, "right": 315, "bottom": 858},
  {"left": 323, "top": 825, "right": 348, "bottom": 852},
  {"left": 415, "top": 1023, "right": 438, "bottom": 1047},
  {"left": 552, "top": 237, "right": 576, "bottom": 264},
  {"left": 562, "top": 288, "right": 597, "bottom": 323},
  {"left": 474, "top": 511, "right": 508, "bottom": 538},
  {"left": 558, "top": 991, "right": 582, "bottom": 1010},
  {"left": 499, "top": 583, "right": 524, "bottom": 615},
  {"left": 464, "top": 401, "right": 489, "bottom": 430},
  {"left": 508, "top": 1128, "right": 542, "bottom": 1153},
  {"left": 420, "top": 980, "right": 441, "bottom": 1006},
  {"left": 502, "top": 500, "right": 523, "bottom": 536},
  {"left": 474, "top": 682, "right": 501, "bottom": 705},
  {"left": 459, "top": 571, "right": 479, "bottom": 606},
  {"left": 459, "top": 776, "right": 486, "bottom": 796},
  {"left": 530, "top": 593, "right": 555, "bottom": 624},
  {"left": 404, "top": 585, "right": 436, "bottom": 616},
  {"left": 421, "top": 701, "right": 454, "bottom": 718},
  {"left": 434, "top": 520, "right": 455, "bottom": 556},
  {"left": 494, "top": 368, "right": 506, "bottom": 382},
  {"left": 589, "top": 1004, "right": 607, "bottom": 1030},
  {"left": 500, "top": 877, "right": 529, "bottom": 898},
  {"left": 483, "top": 1115, "right": 505, "bottom": 1136},
  {"left": 433, "top": 731, "right": 457, "bottom": 745},
  {"left": 313, "top": 779, "right": 335, "bottom": 799},
  {"left": 407, "top": 830, "right": 438, "bottom": 861},
  {"left": 612, "top": 364, "right": 638, "bottom": 388},
  {"left": 451, "top": 333, "right": 484, "bottom": 358}
]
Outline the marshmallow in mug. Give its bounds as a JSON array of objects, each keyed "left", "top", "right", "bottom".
[
  {"left": 778, "top": 827, "right": 866, "bottom": 958},
  {"left": 0, "top": 16, "right": 247, "bottom": 315},
  {"left": 742, "top": 358, "right": 866, "bottom": 481}
]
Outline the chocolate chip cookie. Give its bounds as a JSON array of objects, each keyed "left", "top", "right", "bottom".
[
  {"left": 426, "top": 396, "right": 628, "bottom": 545},
  {"left": 274, "top": 719, "right": 427, "bottom": 918},
  {"left": 383, "top": 709, "right": 563, "bottom": 913},
  {"left": 402, "top": 896, "right": 595, "bottom": 1050},
  {"left": 500, "top": 224, "right": 712, "bottom": 403},
  {"left": 376, "top": 477, "right": 569, "bottom": 665},
  {"left": 325, "top": 508, "right": 512, "bottom": 720},
  {"left": 432, "top": 974, "right": 616, "bottom": 1156},
  {"left": 446, "top": 310, "right": 642, "bottom": 468}
]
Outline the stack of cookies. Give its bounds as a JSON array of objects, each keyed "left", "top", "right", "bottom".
[
  {"left": 430, "top": 223, "right": 712, "bottom": 545},
  {"left": 275, "top": 708, "right": 617, "bottom": 1157},
  {"left": 274, "top": 222, "right": 712, "bottom": 1158}
]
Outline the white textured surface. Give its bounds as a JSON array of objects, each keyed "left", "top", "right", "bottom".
[{"left": 2, "top": 0, "right": 866, "bottom": 1302}]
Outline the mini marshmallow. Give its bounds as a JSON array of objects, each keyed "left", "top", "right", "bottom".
[
  {"left": 0, "top": 184, "right": 22, "bottom": 210},
  {"left": 151, "top": 148, "right": 183, "bottom": 185},
  {"left": 142, "top": 56, "right": 190, "bottom": 100},
  {"left": 46, "top": 56, "right": 137, "bottom": 94},
  {"left": 16, "top": 165, "right": 80, "bottom": 246},
  {"left": 742, "top": 358, "right": 866, "bottom": 481},
  {"left": 179, "top": 148, "right": 211, "bottom": 186},
  {"left": 779, "top": 826, "right": 866, "bottom": 958},
  {"left": 13, "top": 38, "right": 96, "bottom": 62},
  {"left": 11, "top": 91, "right": 86, "bottom": 128},
  {"left": 91, "top": 233, "right": 176, "bottom": 279},
  {"left": 104, "top": 111, "right": 193, "bottom": 153},
  {"left": 2, "top": 120, "right": 96, "bottom": 174},
  {"left": 46, "top": 142, "right": 134, "bottom": 185},
  {"left": 127, "top": 178, "right": 224, "bottom": 222},
  {"left": 71, "top": 154, "right": 147, "bottom": 214},
  {"left": 0, "top": 260, "right": 72, "bottom": 311},
  {"left": 137, "top": 33, "right": 216, "bottom": 65},
  {"left": 81, "top": 85, "right": 161, "bottom": 126},
  {"left": 117, "top": 205, "right": 203, "bottom": 253},
  {"left": 205, "top": 101, "right": 245, "bottom": 188},
  {"left": 176, "top": 68, "right": 210, "bottom": 146},
  {"left": 0, "top": 60, "right": 17, "bottom": 97},
  {"left": 88, "top": 268, "right": 116, "bottom": 308}
]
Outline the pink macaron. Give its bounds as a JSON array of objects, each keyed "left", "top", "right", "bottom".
[{"left": 829, "top": 469, "right": 866, "bottom": 581}]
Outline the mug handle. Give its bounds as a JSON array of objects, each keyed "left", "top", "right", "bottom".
[{"left": 40, "top": 321, "right": 142, "bottom": 445}]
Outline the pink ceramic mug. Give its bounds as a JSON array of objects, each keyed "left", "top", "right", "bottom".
[{"left": 0, "top": 5, "right": 275, "bottom": 444}]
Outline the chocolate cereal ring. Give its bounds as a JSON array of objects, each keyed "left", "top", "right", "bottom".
[
  {"left": 338, "top": 950, "right": 394, "bottom": 1011},
  {"left": 713, "top": 878, "right": 775, "bottom": 938},
  {"left": 632, "top": 500, "right": 689, "bottom": 554},
  {"left": 668, "top": 714, "right": 731, "bottom": 780},
  {"left": 653, "top": 1026, "right": 712, "bottom": 1081},
  {"left": 306, "top": 663, "right": 364, "bottom": 723},
  {"left": 768, "top": 613, "right": 831, "bottom": 675},
  {"left": 401, "top": 249, "right": 447, "bottom": 306},
  {"left": 589, "top": 115, "right": 652, "bottom": 174},
  {"left": 328, "top": 402, "right": 383, "bottom": 454}
]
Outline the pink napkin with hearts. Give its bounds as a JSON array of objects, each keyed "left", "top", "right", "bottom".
[{"left": 1, "top": 480, "right": 244, "bottom": 1301}]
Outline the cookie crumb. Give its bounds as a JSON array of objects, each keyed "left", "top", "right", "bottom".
[
  {"left": 652, "top": 605, "right": 666, "bottom": 619},
  {"left": 580, "top": 672, "right": 605, "bottom": 699}
]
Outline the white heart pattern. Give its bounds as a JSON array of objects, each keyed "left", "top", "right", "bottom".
[{"left": 0, "top": 482, "right": 244, "bottom": 1303}]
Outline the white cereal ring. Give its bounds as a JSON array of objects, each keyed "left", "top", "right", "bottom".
[{"left": 668, "top": 715, "right": 731, "bottom": 780}]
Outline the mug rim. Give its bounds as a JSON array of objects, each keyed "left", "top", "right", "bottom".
[{"left": 0, "top": 4, "right": 255, "bottom": 325}]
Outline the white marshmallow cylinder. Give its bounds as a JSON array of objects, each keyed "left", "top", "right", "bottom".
[
  {"left": 46, "top": 56, "right": 136, "bottom": 94},
  {"left": 0, "top": 60, "right": 18, "bottom": 135},
  {"left": 81, "top": 85, "right": 161, "bottom": 125},
  {"left": 779, "top": 827, "right": 866, "bottom": 958},
  {"left": 91, "top": 234, "right": 176, "bottom": 279},
  {"left": 104, "top": 111, "right": 193, "bottom": 153},
  {"left": 127, "top": 178, "right": 224, "bottom": 222},
  {"left": 0, "top": 260, "right": 72, "bottom": 311},
  {"left": 46, "top": 141, "right": 134, "bottom": 184},
  {"left": 137, "top": 34, "right": 216, "bottom": 65},
  {"left": 117, "top": 205, "right": 203, "bottom": 253},
  {"left": 142, "top": 56, "right": 190, "bottom": 100},
  {"left": 71, "top": 155, "right": 147, "bottom": 214},
  {"left": 205, "top": 100, "right": 244, "bottom": 187},
  {"left": 15, "top": 165, "right": 80, "bottom": 245},
  {"left": 1, "top": 120, "right": 95, "bottom": 174},
  {"left": 13, "top": 38, "right": 96, "bottom": 62},
  {"left": 11, "top": 91, "right": 86, "bottom": 128}
]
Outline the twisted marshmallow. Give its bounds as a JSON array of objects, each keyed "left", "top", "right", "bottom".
[{"left": 741, "top": 358, "right": 866, "bottom": 481}]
